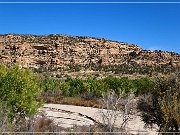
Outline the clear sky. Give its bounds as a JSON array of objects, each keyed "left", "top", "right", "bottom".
[{"left": 0, "top": 0, "right": 180, "bottom": 53}]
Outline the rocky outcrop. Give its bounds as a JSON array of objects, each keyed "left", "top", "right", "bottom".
[{"left": 0, "top": 34, "right": 179, "bottom": 73}]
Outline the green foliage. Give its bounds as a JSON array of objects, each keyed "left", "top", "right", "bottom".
[
  {"left": 0, "top": 64, "right": 7, "bottom": 76},
  {"left": 65, "top": 78, "right": 84, "bottom": 97},
  {"left": 137, "top": 76, "right": 180, "bottom": 132},
  {"left": 160, "top": 90, "right": 180, "bottom": 132},
  {"left": 40, "top": 76, "right": 61, "bottom": 92},
  {"left": 102, "top": 76, "right": 134, "bottom": 95},
  {"left": 40, "top": 76, "right": 154, "bottom": 98},
  {"left": 133, "top": 77, "right": 155, "bottom": 95},
  {"left": 82, "top": 78, "right": 108, "bottom": 99},
  {"left": 37, "top": 73, "right": 157, "bottom": 112},
  {"left": 0, "top": 65, "right": 42, "bottom": 122},
  {"left": 51, "top": 77, "right": 109, "bottom": 98}
]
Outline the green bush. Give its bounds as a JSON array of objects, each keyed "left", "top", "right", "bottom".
[
  {"left": 133, "top": 77, "right": 155, "bottom": 95},
  {"left": 0, "top": 65, "right": 42, "bottom": 122},
  {"left": 59, "top": 77, "right": 108, "bottom": 98},
  {"left": 64, "top": 78, "right": 84, "bottom": 97},
  {"left": 102, "top": 76, "right": 133, "bottom": 95},
  {"left": 40, "top": 76, "right": 156, "bottom": 99},
  {"left": 137, "top": 76, "right": 180, "bottom": 132},
  {"left": 40, "top": 76, "right": 61, "bottom": 92},
  {"left": 82, "top": 78, "right": 108, "bottom": 99}
]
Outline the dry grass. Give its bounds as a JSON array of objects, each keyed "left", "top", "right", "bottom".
[{"left": 40, "top": 96, "right": 102, "bottom": 108}]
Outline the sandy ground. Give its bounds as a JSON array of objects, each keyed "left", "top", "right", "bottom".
[{"left": 40, "top": 103, "right": 158, "bottom": 134}]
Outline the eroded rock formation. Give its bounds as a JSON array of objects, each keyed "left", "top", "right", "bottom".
[{"left": 0, "top": 34, "right": 179, "bottom": 74}]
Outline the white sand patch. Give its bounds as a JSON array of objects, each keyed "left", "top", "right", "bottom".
[{"left": 40, "top": 103, "right": 158, "bottom": 134}]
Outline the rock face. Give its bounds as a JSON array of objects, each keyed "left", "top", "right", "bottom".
[{"left": 0, "top": 34, "right": 180, "bottom": 73}]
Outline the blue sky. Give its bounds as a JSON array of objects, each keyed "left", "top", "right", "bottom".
[{"left": 0, "top": 0, "right": 180, "bottom": 53}]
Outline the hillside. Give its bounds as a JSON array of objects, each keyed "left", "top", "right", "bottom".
[{"left": 0, "top": 34, "right": 180, "bottom": 75}]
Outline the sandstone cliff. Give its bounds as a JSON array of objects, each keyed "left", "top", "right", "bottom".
[{"left": 0, "top": 34, "right": 179, "bottom": 74}]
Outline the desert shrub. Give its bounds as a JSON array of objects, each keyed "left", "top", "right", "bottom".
[
  {"left": 92, "top": 80, "right": 108, "bottom": 97},
  {"left": 0, "top": 65, "right": 43, "bottom": 123},
  {"left": 63, "top": 78, "right": 84, "bottom": 97},
  {"left": 159, "top": 90, "right": 180, "bottom": 132},
  {"left": 0, "top": 101, "right": 11, "bottom": 132},
  {"left": 60, "top": 81, "right": 71, "bottom": 97},
  {"left": 98, "top": 90, "right": 137, "bottom": 132},
  {"left": 40, "top": 76, "right": 62, "bottom": 98},
  {"left": 33, "top": 113, "right": 61, "bottom": 133},
  {"left": 46, "top": 76, "right": 156, "bottom": 99},
  {"left": 137, "top": 75, "right": 180, "bottom": 132},
  {"left": 132, "top": 77, "right": 155, "bottom": 96},
  {"left": 59, "top": 77, "right": 108, "bottom": 98},
  {"left": 40, "top": 76, "right": 156, "bottom": 100},
  {"left": 81, "top": 78, "right": 108, "bottom": 99},
  {"left": 82, "top": 80, "right": 93, "bottom": 99},
  {"left": 8, "top": 111, "right": 61, "bottom": 133},
  {"left": 102, "top": 76, "right": 133, "bottom": 95},
  {"left": 0, "top": 64, "right": 7, "bottom": 76}
]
